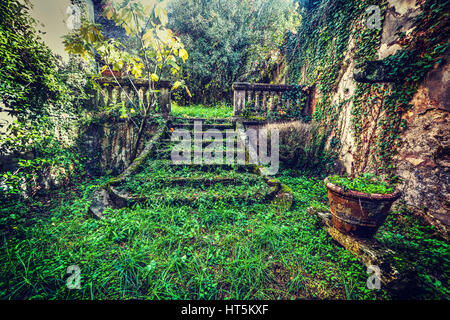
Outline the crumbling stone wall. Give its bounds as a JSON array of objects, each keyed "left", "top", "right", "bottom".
[
  {"left": 292, "top": 0, "right": 449, "bottom": 236},
  {"left": 80, "top": 114, "right": 158, "bottom": 176}
]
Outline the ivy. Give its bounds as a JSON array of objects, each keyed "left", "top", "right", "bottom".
[{"left": 284, "top": 0, "right": 449, "bottom": 179}]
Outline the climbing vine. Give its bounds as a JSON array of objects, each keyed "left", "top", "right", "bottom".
[
  {"left": 352, "top": 0, "right": 449, "bottom": 177},
  {"left": 284, "top": 0, "right": 449, "bottom": 178}
]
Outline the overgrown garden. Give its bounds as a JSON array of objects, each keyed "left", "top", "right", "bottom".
[{"left": 0, "top": 0, "right": 448, "bottom": 300}]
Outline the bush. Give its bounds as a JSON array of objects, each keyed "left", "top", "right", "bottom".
[{"left": 264, "top": 120, "right": 335, "bottom": 174}]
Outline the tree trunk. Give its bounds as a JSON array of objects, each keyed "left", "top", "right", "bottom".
[{"left": 131, "top": 116, "right": 147, "bottom": 161}]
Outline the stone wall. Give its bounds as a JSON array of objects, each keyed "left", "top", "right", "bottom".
[
  {"left": 394, "top": 48, "right": 449, "bottom": 234},
  {"left": 298, "top": 0, "right": 449, "bottom": 236},
  {"left": 80, "top": 115, "right": 158, "bottom": 176}
]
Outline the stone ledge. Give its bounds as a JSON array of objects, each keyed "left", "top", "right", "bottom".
[{"left": 307, "top": 206, "right": 418, "bottom": 296}]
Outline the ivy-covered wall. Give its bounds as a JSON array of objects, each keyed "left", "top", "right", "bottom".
[
  {"left": 284, "top": 0, "right": 449, "bottom": 236},
  {"left": 79, "top": 114, "right": 159, "bottom": 177}
]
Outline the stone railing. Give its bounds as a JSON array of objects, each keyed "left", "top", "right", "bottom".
[
  {"left": 232, "top": 82, "right": 312, "bottom": 118},
  {"left": 96, "top": 78, "right": 171, "bottom": 114}
]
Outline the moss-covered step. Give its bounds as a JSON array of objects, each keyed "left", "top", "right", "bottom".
[{"left": 108, "top": 180, "right": 272, "bottom": 207}]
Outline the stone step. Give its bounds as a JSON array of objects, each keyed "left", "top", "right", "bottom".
[
  {"left": 165, "top": 131, "right": 239, "bottom": 137},
  {"left": 159, "top": 138, "right": 243, "bottom": 149},
  {"left": 156, "top": 148, "right": 246, "bottom": 154},
  {"left": 160, "top": 138, "right": 239, "bottom": 145},
  {"left": 110, "top": 184, "right": 272, "bottom": 207},
  {"left": 140, "top": 175, "right": 254, "bottom": 187},
  {"left": 160, "top": 160, "right": 254, "bottom": 171}
]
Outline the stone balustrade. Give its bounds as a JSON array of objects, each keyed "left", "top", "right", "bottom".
[
  {"left": 96, "top": 78, "right": 171, "bottom": 114},
  {"left": 232, "top": 82, "right": 312, "bottom": 118}
]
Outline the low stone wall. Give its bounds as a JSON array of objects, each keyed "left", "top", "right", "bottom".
[{"left": 79, "top": 114, "right": 159, "bottom": 176}]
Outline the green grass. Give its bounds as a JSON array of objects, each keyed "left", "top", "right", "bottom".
[
  {"left": 171, "top": 102, "right": 233, "bottom": 119},
  {"left": 0, "top": 166, "right": 448, "bottom": 300}
]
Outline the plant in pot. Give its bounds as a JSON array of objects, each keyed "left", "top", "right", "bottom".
[
  {"left": 100, "top": 66, "right": 122, "bottom": 78},
  {"left": 324, "top": 173, "right": 401, "bottom": 238}
]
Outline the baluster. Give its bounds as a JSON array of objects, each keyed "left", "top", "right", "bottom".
[
  {"left": 122, "top": 86, "right": 130, "bottom": 107},
  {"left": 107, "top": 86, "right": 113, "bottom": 106},
  {"left": 129, "top": 86, "right": 136, "bottom": 107},
  {"left": 276, "top": 92, "right": 282, "bottom": 111},
  {"left": 270, "top": 91, "right": 275, "bottom": 112},
  {"left": 285, "top": 93, "right": 291, "bottom": 110},
  {"left": 254, "top": 91, "right": 260, "bottom": 114},
  {"left": 137, "top": 85, "right": 144, "bottom": 108},
  {"left": 262, "top": 91, "right": 267, "bottom": 115},
  {"left": 234, "top": 90, "right": 246, "bottom": 116},
  {"left": 247, "top": 90, "right": 252, "bottom": 111},
  {"left": 98, "top": 89, "right": 106, "bottom": 108},
  {"left": 114, "top": 86, "right": 121, "bottom": 104},
  {"left": 277, "top": 92, "right": 282, "bottom": 111},
  {"left": 146, "top": 88, "right": 154, "bottom": 111}
]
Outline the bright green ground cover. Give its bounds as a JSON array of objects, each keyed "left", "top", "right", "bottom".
[
  {"left": 1, "top": 166, "right": 448, "bottom": 299},
  {"left": 171, "top": 102, "right": 233, "bottom": 119},
  {"left": 0, "top": 109, "right": 448, "bottom": 300}
]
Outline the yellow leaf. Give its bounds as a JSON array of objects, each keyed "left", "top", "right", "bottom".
[
  {"left": 172, "top": 81, "right": 182, "bottom": 90},
  {"left": 179, "top": 48, "right": 188, "bottom": 62},
  {"left": 151, "top": 73, "right": 159, "bottom": 82},
  {"left": 124, "top": 25, "right": 132, "bottom": 36},
  {"left": 105, "top": 8, "right": 113, "bottom": 20},
  {"left": 185, "top": 86, "right": 192, "bottom": 97},
  {"left": 142, "top": 30, "right": 155, "bottom": 48},
  {"left": 154, "top": 5, "right": 168, "bottom": 26}
]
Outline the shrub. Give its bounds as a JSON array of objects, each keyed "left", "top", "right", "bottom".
[{"left": 264, "top": 120, "right": 335, "bottom": 174}]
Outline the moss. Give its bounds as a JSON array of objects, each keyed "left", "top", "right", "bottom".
[
  {"left": 272, "top": 191, "right": 293, "bottom": 210},
  {"left": 280, "top": 183, "right": 293, "bottom": 194},
  {"left": 328, "top": 173, "right": 395, "bottom": 194}
]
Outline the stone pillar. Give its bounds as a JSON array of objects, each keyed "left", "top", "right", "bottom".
[{"left": 158, "top": 80, "right": 171, "bottom": 115}]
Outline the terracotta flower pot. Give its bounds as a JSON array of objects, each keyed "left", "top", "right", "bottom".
[
  {"left": 101, "top": 69, "right": 121, "bottom": 77},
  {"left": 324, "top": 177, "right": 401, "bottom": 238}
]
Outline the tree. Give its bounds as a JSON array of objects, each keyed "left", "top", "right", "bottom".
[
  {"left": 0, "top": 0, "right": 91, "bottom": 196},
  {"left": 64, "top": 0, "right": 190, "bottom": 160},
  {"left": 167, "top": 0, "right": 300, "bottom": 105},
  {"left": 0, "top": 0, "right": 68, "bottom": 123}
]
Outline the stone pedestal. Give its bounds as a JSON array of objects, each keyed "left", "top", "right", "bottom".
[{"left": 308, "top": 207, "right": 417, "bottom": 296}]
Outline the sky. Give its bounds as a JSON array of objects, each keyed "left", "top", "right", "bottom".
[
  {"left": 30, "top": 0, "right": 73, "bottom": 61},
  {"left": 29, "top": 0, "right": 166, "bottom": 61}
]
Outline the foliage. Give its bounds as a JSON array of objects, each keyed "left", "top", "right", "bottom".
[
  {"left": 168, "top": 0, "right": 300, "bottom": 105},
  {"left": 0, "top": 167, "right": 373, "bottom": 300},
  {"left": 3, "top": 163, "right": 447, "bottom": 300},
  {"left": 284, "top": 0, "right": 450, "bottom": 177},
  {"left": 264, "top": 121, "right": 335, "bottom": 175},
  {"left": 0, "top": 0, "right": 91, "bottom": 198},
  {"left": 64, "top": 0, "right": 191, "bottom": 160},
  {"left": 377, "top": 204, "right": 450, "bottom": 299},
  {"left": 0, "top": 0, "right": 70, "bottom": 122},
  {"left": 352, "top": 0, "right": 450, "bottom": 175},
  {"left": 327, "top": 173, "right": 395, "bottom": 194},
  {"left": 239, "top": 85, "right": 310, "bottom": 121}
]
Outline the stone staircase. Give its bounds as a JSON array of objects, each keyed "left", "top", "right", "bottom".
[
  {"left": 108, "top": 117, "right": 277, "bottom": 208},
  {"left": 89, "top": 116, "right": 292, "bottom": 218}
]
